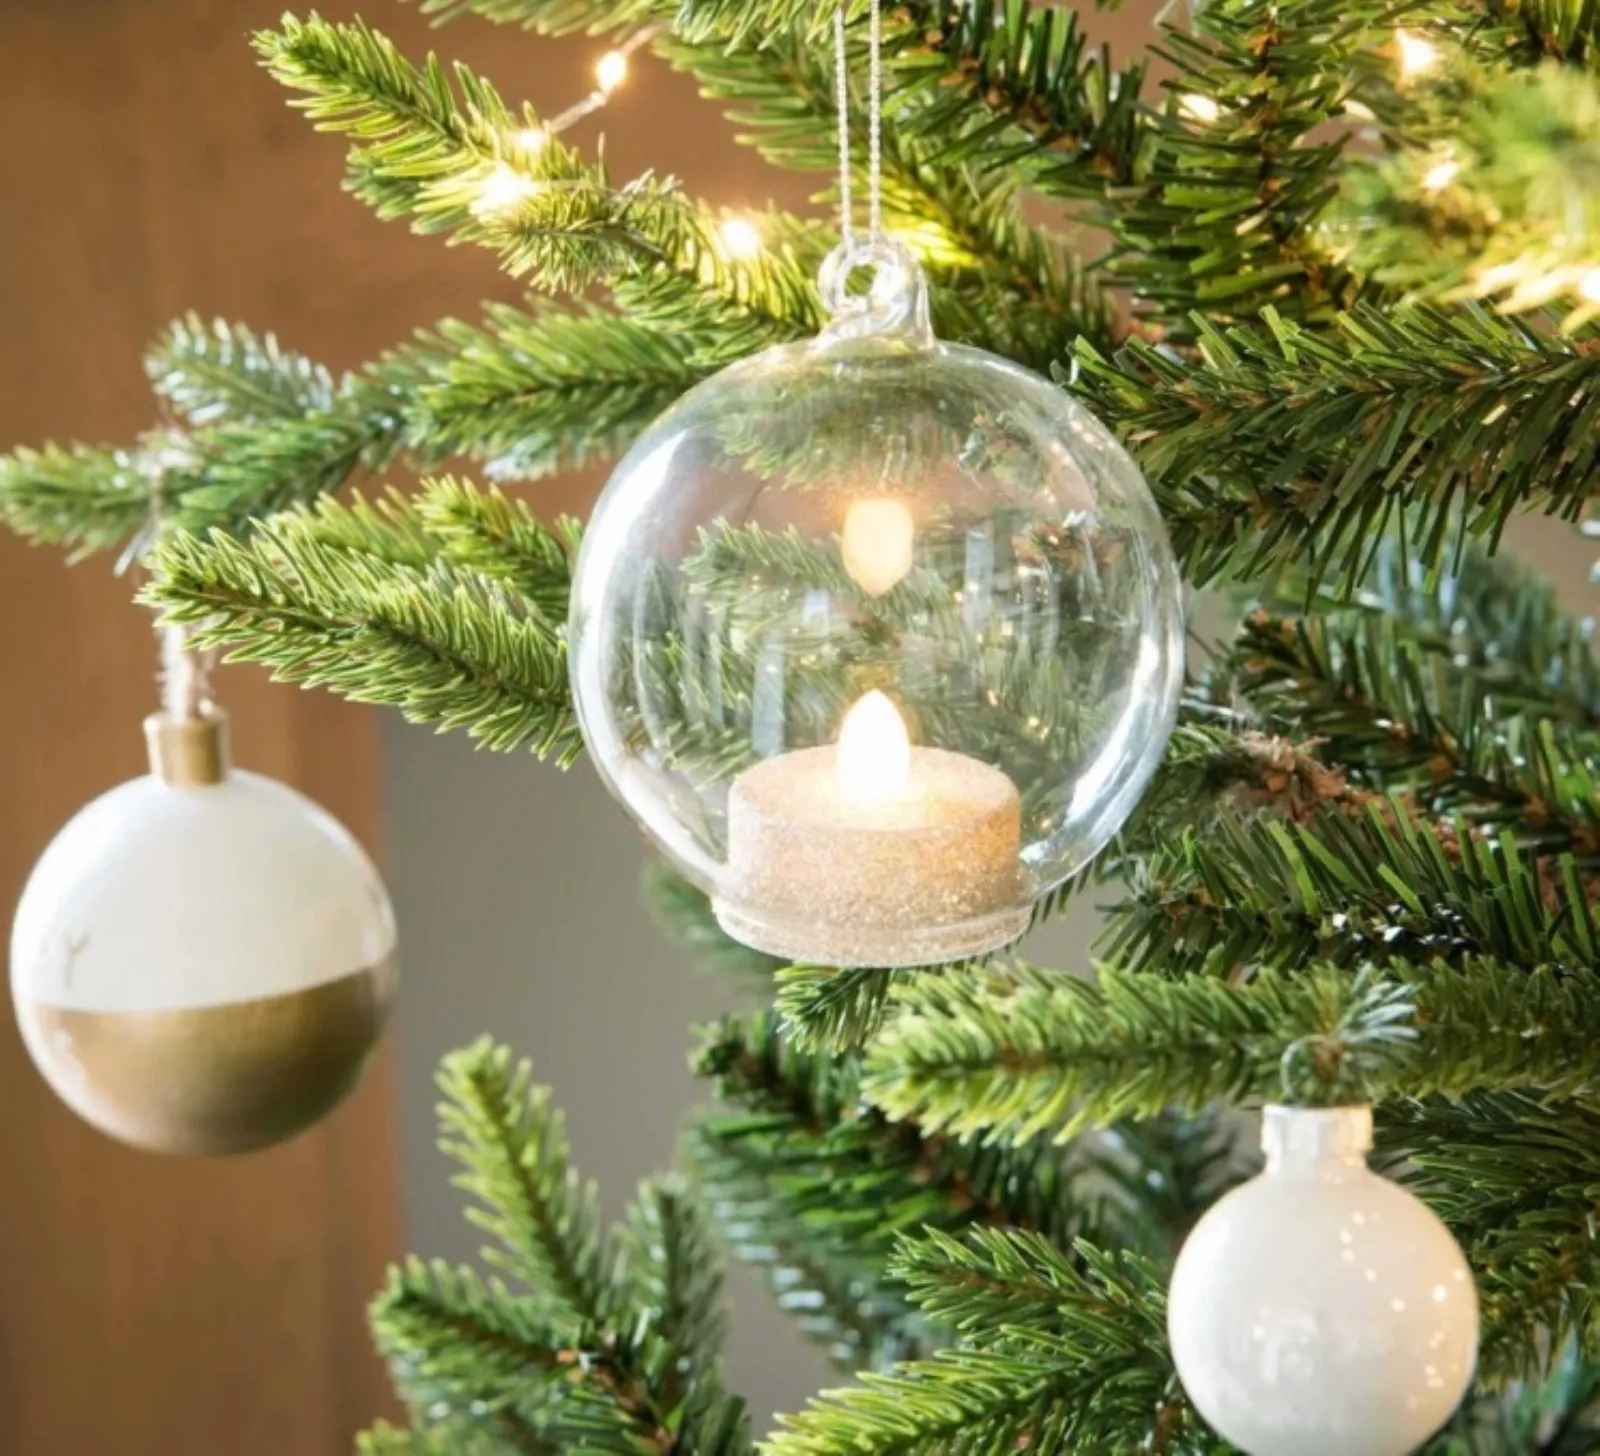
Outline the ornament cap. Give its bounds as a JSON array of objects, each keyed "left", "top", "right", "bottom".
[
  {"left": 1261, "top": 1103, "right": 1373, "bottom": 1172},
  {"left": 144, "top": 709, "right": 231, "bottom": 787}
]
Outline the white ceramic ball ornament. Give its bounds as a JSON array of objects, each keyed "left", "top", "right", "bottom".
[
  {"left": 1168, "top": 1105, "right": 1478, "bottom": 1456},
  {"left": 11, "top": 710, "right": 397, "bottom": 1156},
  {"left": 570, "top": 237, "right": 1184, "bottom": 968}
]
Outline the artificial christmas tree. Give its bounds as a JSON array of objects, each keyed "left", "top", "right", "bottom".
[{"left": 4, "top": 0, "right": 1599, "bottom": 1450}]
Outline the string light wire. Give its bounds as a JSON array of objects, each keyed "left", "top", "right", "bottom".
[{"left": 484, "top": 26, "right": 661, "bottom": 174}]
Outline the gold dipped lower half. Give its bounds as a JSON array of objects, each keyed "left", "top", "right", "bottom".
[{"left": 17, "top": 960, "right": 397, "bottom": 1157}]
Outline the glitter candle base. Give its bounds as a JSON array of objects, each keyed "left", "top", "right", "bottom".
[{"left": 715, "top": 744, "right": 1026, "bottom": 968}]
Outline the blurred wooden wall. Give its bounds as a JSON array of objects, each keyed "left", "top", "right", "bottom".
[{"left": 0, "top": 3, "right": 615, "bottom": 1452}]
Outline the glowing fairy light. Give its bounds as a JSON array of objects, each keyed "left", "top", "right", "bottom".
[
  {"left": 471, "top": 162, "right": 542, "bottom": 220},
  {"left": 596, "top": 49, "right": 629, "bottom": 94},
  {"left": 1421, "top": 156, "right": 1461, "bottom": 192},
  {"left": 1179, "top": 93, "right": 1221, "bottom": 123},
  {"left": 512, "top": 125, "right": 549, "bottom": 156},
  {"left": 717, "top": 215, "right": 764, "bottom": 261},
  {"left": 1395, "top": 29, "right": 1440, "bottom": 79}
]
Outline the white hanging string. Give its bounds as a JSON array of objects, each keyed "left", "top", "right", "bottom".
[
  {"left": 833, "top": 0, "right": 885, "bottom": 250},
  {"left": 160, "top": 622, "right": 215, "bottom": 721},
  {"left": 834, "top": 6, "right": 854, "bottom": 250},
  {"left": 868, "top": 0, "right": 883, "bottom": 241}
]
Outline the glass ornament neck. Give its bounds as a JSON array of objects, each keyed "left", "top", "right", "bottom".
[
  {"left": 817, "top": 235, "right": 935, "bottom": 348},
  {"left": 1261, "top": 1104, "right": 1373, "bottom": 1178}
]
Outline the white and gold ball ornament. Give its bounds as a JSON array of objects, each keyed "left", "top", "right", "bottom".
[
  {"left": 10, "top": 708, "right": 397, "bottom": 1156},
  {"left": 1168, "top": 1105, "right": 1479, "bottom": 1456},
  {"left": 569, "top": 238, "right": 1184, "bottom": 968}
]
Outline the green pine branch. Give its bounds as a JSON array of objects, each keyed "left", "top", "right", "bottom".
[
  {"left": 270, "top": 8, "right": 1122, "bottom": 369},
  {"left": 0, "top": 439, "right": 165, "bottom": 558},
  {"left": 408, "top": 0, "right": 664, "bottom": 30},
  {"left": 255, "top": 14, "right": 657, "bottom": 288},
  {"left": 767, "top": 1238, "right": 1198, "bottom": 1455},
  {"left": 884, "top": 1, "right": 1150, "bottom": 199},
  {"left": 258, "top": 13, "right": 821, "bottom": 345},
  {"left": 1076, "top": 303, "right": 1600, "bottom": 592},
  {"left": 394, "top": 301, "right": 712, "bottom": 480},
  {"left": 140, "top": 488, "right": 579, "bottom": 758},
  {"left": 359, "top": 1417, "right": 552, "bottom": 1456},
  {"left": 690, "top": 1013, "right": 1107, "bottom": 1370},
  {"left": 1382, "top": 1094, "right": 1600, "bottom": 1379},
  {"left": 1437, "top": 1350, "right": 1600, "bottom": 1454},
  {"left": 144, "top": 313, "right": 344, "bottom": 428},
  {"left": 654, "top": 23, "right": 1120, "bottom": 364},
  {"left": 370, "top": 1259, "right": 623, "bottom": 1436},
  {"left": 1230, "top": 608, "right": 1600, "bottom": 862},
  {"left": 1105, "top": 0, "right": 1369, "bottom": 330},
  {"left": 1338, "top": 62, "right": 1600, "bottom": 323},
  {"left": 437, "top": 1040, "right": 610, "bottom": 1325},
  {"left": 378, "top": 1040, "right": 751, "bottom": 1454},
  {"left": 1107, "top": 796, "right": 1596, "bottom": 982},
  {"left": 1484, "top": 0, "right": 1600, "bottom": 66},
  {"left": 863, "top": 957, "right": 1600, "bottom": 1146},
  {"left": 1257, "top": 534, "right": 1600, "bottom": 733},
  {"left": 1028, "top": 710, "right": 1376, "bottom": 928},
  {"left": 144, "top": 314, "right": 341, "bottom": 426},
  {"left": 696, "top": 1013, "right": 1100, "bottom": 1246},
  {"left": 3, "top": 292, "right": 719, "bottom": 559},
  {"left": 1, "top": 379, "right": 408, "bottom": 555},
  {"left": 616, "top": 1175, "right": 727, "bottom": 1407},
  {"left": 772, "top": 965, "right": 915, "bottom": 1054},
  {"left": 412, "top": 476, "right": 579, "bottom": 623}
]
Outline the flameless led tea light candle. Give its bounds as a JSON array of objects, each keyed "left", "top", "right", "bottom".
[{"left": 716, "top": 689, "right": 1025, "bottom": 965}]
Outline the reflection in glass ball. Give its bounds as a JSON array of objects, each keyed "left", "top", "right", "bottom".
[{"left": 570, "top": 322, "right": 1183, "bottom": 967}]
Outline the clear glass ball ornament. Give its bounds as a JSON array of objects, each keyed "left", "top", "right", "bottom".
[
  {"left": 10, "top": 711, "right": 397, "bottom": 1157},
  {"left": 571, "top": 239, "right": 1184, "bottom": 967},
  {"left": 1168, "top": 1106, "right": 1479, "bottom": 1456}
]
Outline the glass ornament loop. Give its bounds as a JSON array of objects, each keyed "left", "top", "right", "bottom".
[{"left": 817, "top": 235, "right": 933, "bottom": 347}]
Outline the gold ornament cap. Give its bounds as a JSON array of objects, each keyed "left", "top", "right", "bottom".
[{"left": 144, "top": 709, "right": 231, "bottom": 787}]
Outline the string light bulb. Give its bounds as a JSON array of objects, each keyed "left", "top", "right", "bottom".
[
  {"left": 471, "top": 161, "right": 542, "bottom": 220},
  {"left": 595, "top": 50, "right": 629, "bottom": 95},
  {"left": 1179, "top": 93, "right": 1221, "bottom": 123},
  {"left": 717, "top": 215, "right": 764, "bottom": 261},
  {"left": 513, "top": 125, "right": 550, "bottom": 157},
  {"left": 1421, "top": 156, "right": 1461, "bottom": 192},
  {"left": 1395, "top": 28, "right": 1440, "bottom": 79},
  {"left": 1580, "top": 269, "right": 1600, "bottom": 303}
]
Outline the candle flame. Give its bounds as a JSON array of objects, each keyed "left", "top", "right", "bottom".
[
  {"left": 841, "top": 497, "right": 915, "bottom": 597},
  {"left": 837, "top": 691, "right": 911, "bottom": 802}
]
